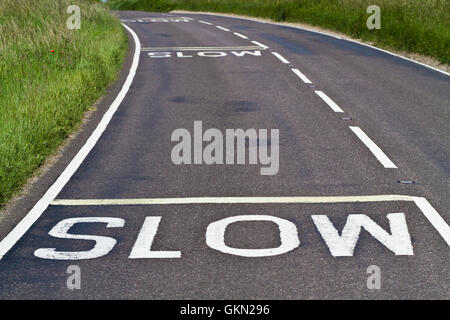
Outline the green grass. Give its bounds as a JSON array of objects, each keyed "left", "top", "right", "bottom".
[
  {"left": 0, "top": 0, "right": 128, "bottom": 207},
  {"left": 109, "top": 0, "right": 450, "bottom": 65}
]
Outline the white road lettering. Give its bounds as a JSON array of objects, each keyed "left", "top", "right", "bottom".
[
  {"left": 206, "top": 215, "right": 300, "bottom": 257},
  {"left": 230, "top": 50, "right": 261, "bottom": 57},
  {"left": 129, "top": 217, "right": 181, "bottom": 259},
  {"left": 198, "top": 51, "right": 227, "bottom": 57},
  {"left": 311, "top": 213, "right": 413, "bottom": 256},
  {"left": 148, "top": 52, "right": 171, "bottom": 58},
  {"left": 34, "top": 217, "right": 125, "bottom": 260}
]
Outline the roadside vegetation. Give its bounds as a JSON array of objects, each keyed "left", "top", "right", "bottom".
[
  {"left": 109, "top": 0, "right": 450, "bottom": 65},
  {"left": 0, "top": 0, "right": 128, "bottom": 207}
]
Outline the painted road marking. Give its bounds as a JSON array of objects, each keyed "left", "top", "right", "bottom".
[
  {"left": 291, "top": 68, "right": 312, "bottom": 84},
  {"left": 251, "top": 41, "right": 268, "bottom": 49},
  {"left": 51, "top": 194, "right": 414, "bottom": 206},
  {"left": 314, "top": 90, "right": 344, "bottom": 112},
  {"left": 206, "top": 215, "right": 300, "bottom": 257},
  {"left": 349, "top": 126, "right": 398, "bottom": 169},
  {"left": 147, "top": 51, "right": 262, "bottom": 58},
  {"left": 32, "top": 212, "right": 418, "bottom": 260},
  {"left": 198, "top": 20, "right": 213, "bottom": 25},
  {"left": 0, "top": 23, "right": 141, "bottom": 260},
  {"left": 312, "top": 213, "right": 413, "bottom": 256},
  {"left": 141, "top": 46, "right": 266, "bottom": 52},
  {"left": 271, "top": 52, "right": 290, "bottom": 64},
  {"left": 50, "top": 195, "right": 449, "bottom": 246},
  {"left": 135, "top": 17, "right": 193, "bottom": 22},
  {"left": 216, "top": 26, "right": 231, "bottom": 32},
  {"left": 233, "top": 32, "right": 248, "bottom": 39},
  {"left": 178, "top": 11, "right": 450, "bottom": 77}
]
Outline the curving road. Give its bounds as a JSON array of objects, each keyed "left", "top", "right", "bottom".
[{"left": 0, "top": 11, "right": 448, "bottom": 299}]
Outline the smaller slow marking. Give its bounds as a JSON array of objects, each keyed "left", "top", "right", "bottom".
[{"left": 198, "top": 20, "right": 213, "bottom": 25}]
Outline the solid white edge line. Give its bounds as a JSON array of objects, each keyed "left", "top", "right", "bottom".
[
  {"left": 216, "top": 26, "right": 230, "bottom": 32},
  {"left": 412, "top": 197, "right": 450, "bottom": 246},
  {"left": 198, "top": 20, "right": 212, "bottom": 25},
  {"left": 271, "top": 52, "right": 290, "bottom": 64},
  {"left": 233, "top": 32, "right": 248, "bottom": 39},
  {"left": 314, "top": 90, "right": 344, "bottom": 112},
  {"left": 349, "top": 126, "right": 397, "bottom": 169},
  {"left": 291, "top": 68, "right": 312, "bottom": 84},
  {"left": 0, "top": 23, "right": 141, "bottom": 260},
  {"left": 251, "top": 41, "right": 268, "bottom": 49},
  {"left": 173, "top": 12, "right": 449, "bottom": 77}
]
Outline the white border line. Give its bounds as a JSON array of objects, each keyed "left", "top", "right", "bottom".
[
  {"left": 198, "top": 20, "right": 212, "bottom": 25},
  {"left": 349, "top": 126, "right": 397, "bottom": 169},
  {"left": 51, "top": 195, "right": 414, "bottom": 206},
  {"left": 292, "top": 68, "right": 312, "bottom": 84},
  {"left": 314, "top": 90, "right": 344, "bottom": 112},
  {"left": 172, "top": 11, "right": 449, "bottom": 77},
  {"left": 0, "top": 24, "right": 141, "bottom": 260}
]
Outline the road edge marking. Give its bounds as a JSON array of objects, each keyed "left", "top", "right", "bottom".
[{"left": 0, "top": 23, "right": 141, "bottom": 260}]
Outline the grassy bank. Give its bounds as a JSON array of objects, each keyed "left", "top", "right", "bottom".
[
  {"left": 0, "top": 0, "right": 127, "bottom": 207},
  {"left": 109, "top": 0, "right": 450, "bottom": 65}
]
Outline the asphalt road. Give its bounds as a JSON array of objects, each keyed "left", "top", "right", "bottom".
[{"left": 0, "top": 11, "right": 448, "bottom": 299}]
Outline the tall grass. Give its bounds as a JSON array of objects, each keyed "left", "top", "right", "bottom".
[
  {"left": 109, "top": 0, "right": 450, "bottom": 65},
  {"left": 0, "top": 0, "right": 127, "bottom": 207}
]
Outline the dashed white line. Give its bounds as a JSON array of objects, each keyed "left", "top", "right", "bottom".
[
  {"left": 349, "top": 126, "right": 397, "bottom": 169},
  {"left": 291, "top": 68, "right": 312, "bottom": 84},
  {"left": 251, "top": 41, "right": 268, "bottom": 49},
  {"left": 314, "top": 90, "right": 344, "bottom": 112},
  {"left": 233, "top": 32, "right": 248, "bottom": 39},
  {"left": 198, "top": 20, "right": 212, "bottom": 25},
  {"left": 0, "top": 23, "right": 141, "bottom": 260},
  {"left": 271, "top": 52, "right": 290, "bottom": 64},
  {"left": 216, "top": 26, "right": 230, "bottom": 32}
]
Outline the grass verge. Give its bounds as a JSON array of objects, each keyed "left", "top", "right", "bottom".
[
  {"left": 108, "top": 0, "right": 450, "bottom": 65},
  {"left": 0, "top": 0, "right": 128, "bottom": 208}
]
